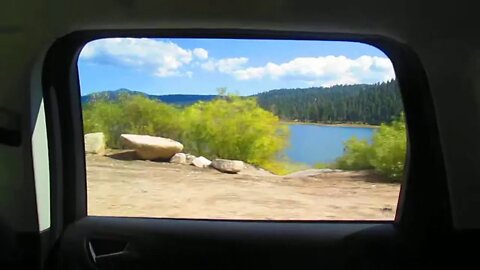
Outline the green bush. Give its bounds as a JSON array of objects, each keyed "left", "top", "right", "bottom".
[
  {"left": 83, "top": 93, "right": 290, "bottom": 173},
  {"left": 83, "top": 94, "right": 181, "bottom": 148},
  {"left": 83, "top": 98, "right": 125, "bottom": 148},
  {"left": 335, "top": 114, "right": 406, "bottom": 181},
  {"left": 369, "top": 115, "right": 407, "bottom": 179},
  {"left": 180, "top": 96, "right": 289, "bottom": 169},
  {"left": 335, "top": 137, "right": 373, "bottom": 170}
]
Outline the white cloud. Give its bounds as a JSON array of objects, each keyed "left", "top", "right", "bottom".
[
  {"left": 201, "top": 57, "right": 249, "bottom": 73},
  {"left": 193, "top": 48, "right": 208, "bottom": 60},
  {"left": 79, "top": 38, "right": 394, "bottom": 86},
  {"left": 79, "top": 38, "right": 209, "bottom": 77},
  {"left": 80, "top": 44, "right": 96, "bottom": 58},
  {"left": 203, "top": 55, "right": 395, "bottom": 86}
]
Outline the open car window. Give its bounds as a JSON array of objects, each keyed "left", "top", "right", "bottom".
[{"left": 78, "top": 38, "right": 405, "bottom": 220}]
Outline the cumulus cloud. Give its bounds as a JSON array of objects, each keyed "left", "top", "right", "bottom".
[
  {"left": 202, "top": 55, "right": 395, "bottom": 86},
  {"left": 79, "top": 38, "right": 394, "bottom": 86},
  {"left": 79, "top": 38, "right": 208, "bottom": 77},
  {"left": 201, "top": 57, "right": 249, "bottom": 73},
  {"left": 193, "top": 48, "right": 208, "bottom": 60}
]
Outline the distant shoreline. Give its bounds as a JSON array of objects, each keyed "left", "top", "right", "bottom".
[{"left": 281, "top": 120, "right": 380, "bottom": 128}]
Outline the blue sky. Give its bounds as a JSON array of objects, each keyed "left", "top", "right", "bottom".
[{"left": 78, "top": 38, "right": 395, "bottom": 96}]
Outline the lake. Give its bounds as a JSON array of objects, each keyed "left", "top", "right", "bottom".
[{"left": 283, "top": 124, "right": 376, "bottom": 165}]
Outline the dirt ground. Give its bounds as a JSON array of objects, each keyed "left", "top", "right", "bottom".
[{"left": 86, "top": 153, "right": 401, "bottom": 220}]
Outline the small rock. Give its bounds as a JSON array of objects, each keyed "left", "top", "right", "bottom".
[
  {"left": 212, "top": 159, "right": 244, "bottom": 173},
  {"left": 185, "top": 154, "right": 196, "bottom": 165},
  {"left": 120, "top": 134, "right": 183, "bottom": 160},
  {"left": 84, "top": 132, "right": 106, "bottom": 155},
  {"left": 170, "top": 153, "right": 186, "bottom": 164},
  {"left": 192, "top": 156, "right": 211, "bottom": 168}
]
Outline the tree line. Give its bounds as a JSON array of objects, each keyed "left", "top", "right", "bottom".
[{"left": 256, "top": 80, "right": 403, "bottom": 125}]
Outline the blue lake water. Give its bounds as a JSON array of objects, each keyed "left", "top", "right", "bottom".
[{"left": 283, "top": 124, "right": 376, "bottom": 165}]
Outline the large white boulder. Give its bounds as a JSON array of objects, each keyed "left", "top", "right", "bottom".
[
  {"left": 192, "top": 156, "right": 211, "bottom": 168},
  {"left": 120, "top": 134, "right": 183, "bottom": 160},
  {"left": 212, "top": 159, "right": 244, "bottom": 173},
  {"left": 84, "top": 132, "right": 106, "bottom": 155}
]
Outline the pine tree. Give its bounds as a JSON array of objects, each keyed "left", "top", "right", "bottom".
[{"left": 256, "top": 80, "right": 403, "bottom": 125}]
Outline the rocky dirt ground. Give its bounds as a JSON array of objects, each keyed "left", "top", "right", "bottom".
[{"left": 86, "top": 152, "right": 401, "bottom": 220}]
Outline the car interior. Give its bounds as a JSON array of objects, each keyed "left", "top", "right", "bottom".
[{"left": 0, "top": 0, "right": 479, "bottom": 269}]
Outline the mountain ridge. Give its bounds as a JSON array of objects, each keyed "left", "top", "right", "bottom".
[
  {"left": 81, "top": 80, "right": 402, "bottom": 124},
  {"left": 81, "top": 89, "right": 217, "bottom": 106}
]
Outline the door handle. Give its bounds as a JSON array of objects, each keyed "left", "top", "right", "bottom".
[{"left": 88, "top": 240, "right": 139, "bottom": 267}]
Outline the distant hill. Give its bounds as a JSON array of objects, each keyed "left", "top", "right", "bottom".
[
  {"left": 81, "top": 88, "right": 216, "bottom": 106},
  {"left": 82, "top": 80, "right": 403, "bottom": 124}
]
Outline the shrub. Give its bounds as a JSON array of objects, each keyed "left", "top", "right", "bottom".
[
  {"left": 335, "top": 137, "right": 373, "bottom": 170},
  {"left": 180, "top": 96, "right": 289, "bottom": 169},
  {"left": 335, "top": 114, "right": 406, "bottom": 181},
  {"left": 83, "top": 93, "right": 290, "bottom": 173},
  {"left": 83, "top": 98, "right": 125, "bottom": 148},
  {"left": 369, "top": 115, "right": 407, "bottom": 179},
  {"left": 83, "top": 94, "right": 181, "bottom": 148}
]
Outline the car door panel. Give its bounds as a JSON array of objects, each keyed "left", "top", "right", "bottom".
[{"left": 57, "top": 217, "right": 405, "bottom": 269}]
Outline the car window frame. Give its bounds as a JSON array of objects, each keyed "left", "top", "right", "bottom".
[{"left": 42, "top": 29, "right": 452, "bottom": 242}]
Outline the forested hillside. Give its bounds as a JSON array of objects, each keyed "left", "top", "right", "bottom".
[
  {"left": 82, "top": 80, "right": 402, "bottom": 125},
  {"left": 256, "top": 80, "right": 402, "bottom": 125},
  {"left": 81, "top": 88, "right": 216, "bottom": 106}
]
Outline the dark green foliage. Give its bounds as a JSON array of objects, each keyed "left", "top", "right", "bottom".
[
  {"left": 256, "top": 80, "right": 402, "bottom": 125},
  {"left": 335, "top": 114, "right": 407, "bottom": 181}
]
